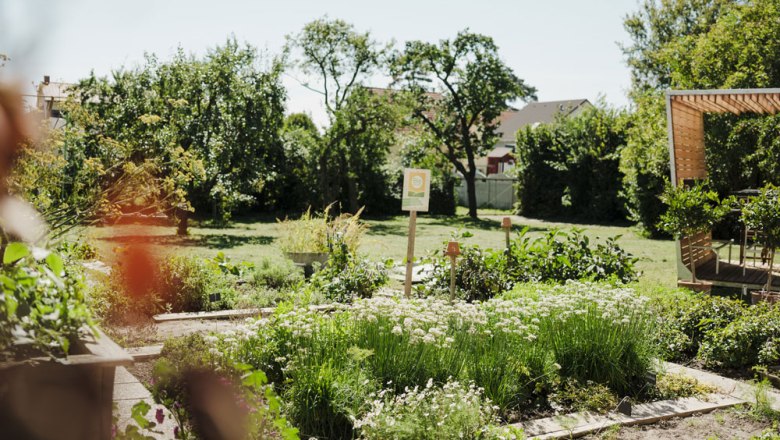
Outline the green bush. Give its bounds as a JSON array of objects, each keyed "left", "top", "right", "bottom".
[
  {"left": 515, "top": 105, "right": 629, "bottom": 222},
  {"left": 151, "top": 334, "right": 298, "bottom": 440},
  {"left": 699, "top": 304, "right": 780, "bottom": 370},
  {"left": 0, "top": 243, "right": 94, "bottom": 357},
  {"left": 652, "top": 293, "right": 745, "bottom": 361},
  {"left": 158, "top": 256, "right": 238, "bottom": 312},
  {"left": 91, "top": 254, "right": 241, "bottom": 324},
  {"left": 506, "top": 228, "right": 638, "bottom": 285},
  {"left": 422, "top": 244, "right": 507, "bottom": 302},
  {"left": 252, "top": 258, "right": 303, "bottom": 291},
  {"left": 308, "top": 243, "right": 389, "bottom": 303},
  {"left": 355, "top": 379, "right": 504, "bottom": 440}
]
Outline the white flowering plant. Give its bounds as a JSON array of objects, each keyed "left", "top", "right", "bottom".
[{"left": 206, "top": 282, "right": 656, "bottom": 438}]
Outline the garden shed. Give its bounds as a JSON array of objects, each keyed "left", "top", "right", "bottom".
[{"left": 666, "top": 88, "right": 780, "bottom": 290}]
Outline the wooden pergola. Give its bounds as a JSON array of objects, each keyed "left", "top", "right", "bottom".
[{"left": 666, "top": 88, "right": 780, "bottom": 289}]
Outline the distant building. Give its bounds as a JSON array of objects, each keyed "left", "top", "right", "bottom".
[
  {"left": 481, "top": 99, "right": 592, "bottom": 175},
  {"left": 36, "top": 75, "right": 73, "bottom": 128}
]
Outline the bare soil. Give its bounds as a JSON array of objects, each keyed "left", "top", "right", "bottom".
[{"left": 582, "top": 407, "right": 774, "bottom": 439}]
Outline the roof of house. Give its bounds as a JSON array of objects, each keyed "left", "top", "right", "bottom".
[
  {"left": 497, "top": 99, "right": 591, "bottom": 142},
  {"left": 37, "top": 81, "right": 73, "bottom": 101},
  {"left": 487, "top": 146, "right": 514, "bottom": 158}
]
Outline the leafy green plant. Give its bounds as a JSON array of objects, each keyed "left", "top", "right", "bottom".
[
  {"left": 506, "top": 228, "right": 638, "bottom": 285},
  {"left": 742, "top": 185, "right": 780, "bottom": 291},
  {"left": 658, "top": 181, "right": 732, "bottom": 281},
  {"left": 151, "top": 334, "right": 298, "bottom": 440},
  {"left": 549, "top": 378, "right": 618, "bottom": 414},
  {"left": 307, "top": 240, "right": 389, "bottom": 303},
  {"left": 699, "top": 304, "right": 780, "bottom": 370},
  {"left": 422, "top": 243, "right": 507, "bottom": 302},
  {"left": 651, "top": 293, "right": 745, "bottom": 361},
  {"left": 252, "top": 258, "right": 303, "bottom": 291},
  {"left": 0, "top": 242, "right": 94, "bottom": 357},
  {"left": 655, "top": 373, "right": 716, "bottom": 400}
]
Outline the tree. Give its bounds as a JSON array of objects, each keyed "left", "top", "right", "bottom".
[
  {"left": 515, "top": 104, "right": 629, "bottom": 222},
  {"left": 620, "top": 0, "right": 780, "bottom": 236},
  {"left": 65, "top": 39, "right": 286, "bottom": 223},
  {"left": 658, "top": 181, "right": 731, "bottom": 281},
  {"left": 286, "top": 18, "right": 400, "bottom": 214},
  {"left": 741, "top": 185, "right": 780, "bottom": 292},
  {"left": 391, "top": 31, "right": 536, "bottom": 219}
]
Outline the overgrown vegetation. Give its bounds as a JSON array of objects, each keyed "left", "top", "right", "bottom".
[
  {"left": 0, "top": 243, "right": 93, "bottom": 358},
  {"left": 198, "top": 282, "right": 655, "bottom": 438}
]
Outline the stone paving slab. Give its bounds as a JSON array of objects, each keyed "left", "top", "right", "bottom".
[
  {"left": 662, "top": 361, "right": 780, "bottom": 411},
  {"left": 127, "top": 344, "right": 164, "bottom": 361},
  {"left": 519, "top": 394, "right": 744, "bottom": 439},
  {"left": 113, "top": 366, "right": 178, "bottom": 439}
]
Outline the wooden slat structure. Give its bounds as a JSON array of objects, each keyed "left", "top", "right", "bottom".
[{"left": 666, "top": 89, "right": 780, "bottom": 287}]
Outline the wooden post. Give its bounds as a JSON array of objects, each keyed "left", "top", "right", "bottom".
[
  {"left": 404, "top": 210, "right": 418, "bottom": 298},
  {"left": 444, "top": 240, "right": 461, "bottom": 303},
  {"left": 501, "top": 217, "right": 512, "bottom": 263}
]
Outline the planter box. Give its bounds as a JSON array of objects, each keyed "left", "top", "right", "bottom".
[
  {"left": 677, "top": 280, "right": 713, "bottom": 293},
  {"left": 751, "top": 290, "right": 780, "bottom": 305},
  {"left": 0, "top": 329, "right": 132, "bottom": 440},
  {"left": 285, "top": 252, "right": 329, "bottom": 278}
]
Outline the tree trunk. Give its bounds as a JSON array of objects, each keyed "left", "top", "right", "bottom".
[
  {"left": 689, "top": 240, "right": 697, "bottom": 282},
  {"left": 767, "top": 248, "right": 775, "bottom": 292},
  {"left": 347, "top": 174, "right": 359, "bottom": 214},
  {"left": 465, "top": 173, "right": 478, "bottom": 219}
]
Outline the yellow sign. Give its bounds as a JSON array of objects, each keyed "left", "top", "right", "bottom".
[{"left": 402, "top": 168, "right": 431, "bottom": 212}]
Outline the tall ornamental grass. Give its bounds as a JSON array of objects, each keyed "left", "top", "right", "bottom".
[{"left": 212, "top": 282, "right": 656, "bottom": 438}]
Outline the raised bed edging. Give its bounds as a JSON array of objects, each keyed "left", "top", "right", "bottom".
[
  {"left": 518, "top": 394, "right": 743, "bottom": 439},
  {"left": 152, "top": 303, "right": 337, "bottom": 322}
]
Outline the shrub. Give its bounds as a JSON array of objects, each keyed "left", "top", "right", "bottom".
[
  {"left": 355, "top": 379, "right": 503, "bottom": 440},
  {"left": 652, "top": 293, "right": 745, "bottom": 361},
  {"left": 308, "top": 243, "right": 389, "bottom": 303},
  {"left": 158, "top": 255, "right": 238, "bottom": 312},
  {"left": 699, "top": 304, "right": 780, "bottom": 370},
  {"left": 506, "top": 228, "right": 638, "bottom": 285},
  {"left": 422, "top": 244, "right": 507, "bottom": 302},
  {"left": 0, "top": 242, "right": 94, "bottom": 357},
  {"left": 252, "top": 258, "right": 303, "bottom": 291},
  {"left": 152, "top": 334, "right": 298, "bottom": 440}
]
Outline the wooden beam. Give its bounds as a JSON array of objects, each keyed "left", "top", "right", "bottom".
[{"left": 714, "top": 95, "right": 742, "bottom": 114}]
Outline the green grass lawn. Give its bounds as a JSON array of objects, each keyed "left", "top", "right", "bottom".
[{"left": 80, "top": 210, "right": 677, "bottom": 288}]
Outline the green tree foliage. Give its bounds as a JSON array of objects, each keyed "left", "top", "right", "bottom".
[
  {"left": 515, "top": 104, "right": 629, "bottom": 222},
  {"left": 63, "top": 39, "right": 286, "bottom": 222},
  {"left": 658, "top": 181, "right": 731, "bottom": 238},
  {"left": 622, "top": 0, "right": 780, "bottom": 236},
  {"left": 391, "top": 31, "right": 536, "bottom": 219},
  {"left": 286, "top": 18, "right": 401, "bottom": 214},
  {"left": 741, "top": 185, "right": 780, "bottom": 290}
]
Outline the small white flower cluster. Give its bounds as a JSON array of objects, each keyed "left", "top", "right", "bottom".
[{"left": 354, "top": 377, "right": 500, "bottom": 439}]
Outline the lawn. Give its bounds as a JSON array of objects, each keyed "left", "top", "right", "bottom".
[{"left": 80, "top": 209, "right": 676, "bottom": 288}]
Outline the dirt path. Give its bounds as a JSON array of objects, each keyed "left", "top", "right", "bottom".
[{"left": 582, "top": 407, "right": 771, "bottom": 439}]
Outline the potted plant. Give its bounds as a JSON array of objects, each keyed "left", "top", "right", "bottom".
[
  {"left": 0, "top": 242, "right": 132, "bottom": 440},
  {"left": 659, "top": 181, "right": 731, "bottom": 285},
  {"left": 741, "top": 185, "right": 780, "bottom": 303},
  {"left": 277, "top": 205, "right": 366, "bottom": 276}
]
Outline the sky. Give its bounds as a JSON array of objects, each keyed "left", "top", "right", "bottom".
[{"left": 2, "top": 0, "right": 640, "bottom": 127}]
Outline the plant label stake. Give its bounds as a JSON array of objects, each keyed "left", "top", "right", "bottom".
[
  {"left": 501, "top": 216, "right": 512, "bottom": 264},
  {"left": 401, "top": 168, "right": 431, "bottom": 298},
  {"left": 444, "top": 240, "right": 460, "bottom": 303}
]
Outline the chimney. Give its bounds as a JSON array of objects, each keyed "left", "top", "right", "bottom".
[{"left": 43, "top": 75, "right": 50, "bottom": 85}]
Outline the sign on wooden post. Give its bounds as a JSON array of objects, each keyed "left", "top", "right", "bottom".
[{"left": 402, "top": 168, "right": 431, "bottom": 297}]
